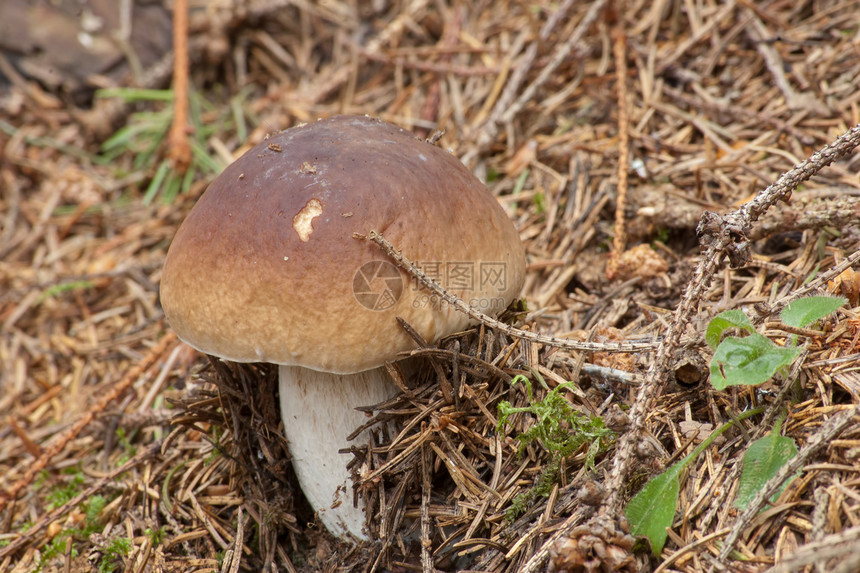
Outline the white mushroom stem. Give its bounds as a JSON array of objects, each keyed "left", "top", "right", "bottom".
[{"left": 278, "top": 365, "right": 395, "bottom": 541}]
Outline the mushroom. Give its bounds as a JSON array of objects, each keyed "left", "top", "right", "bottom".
[{"left": 160, "top": 115, "right": 526, "bottom": 540}]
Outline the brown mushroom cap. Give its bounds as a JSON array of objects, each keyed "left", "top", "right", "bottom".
[{"left": 160, "top": 115, "right": 525, "bottom": 373}]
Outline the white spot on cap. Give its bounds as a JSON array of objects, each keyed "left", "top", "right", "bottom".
[
  {"left": 293, "top": 198, "right": 323, "bottom": 242},
  {"left": 77, "top": 32, "right": 94, "bottom": 47}
]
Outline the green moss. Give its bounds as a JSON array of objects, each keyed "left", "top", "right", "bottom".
[
  {"left": 98, "top": 537, "right": 132, "bottom": 573},
  {"left": 45, "top": 470, "right": 86, "bottom": 509},
  {"left": 497, "top": 371, "right": 615, "bottom": 521}
]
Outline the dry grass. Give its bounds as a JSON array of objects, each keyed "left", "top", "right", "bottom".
[{"left": 2, "top": 0, "right": 860, "bottom": 571}]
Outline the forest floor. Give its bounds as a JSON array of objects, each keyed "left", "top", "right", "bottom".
[{"left": 2, "top": 0, "right": 860, "bottom": 572}]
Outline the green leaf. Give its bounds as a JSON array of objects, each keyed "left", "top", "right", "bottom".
[
  {"left": 626, "top": 460, "right": 685, "bottom": 556},
  {"left": 512, "top": 169, "right": 529, "bottom": 195},
  {"left": 101, "top": 121, "right": 158, "bottom": 154},
  {"left": 735, "top": 422, "right": 799, "bottom": 510},
  {"left": 37, "top": 280, "right": 95, "bottom": 304},
  {"left": 189, "top": 137, "right": 227, "bottom": 174},
  {"left": 96, "top": 87, "right": 175, "bottom": 102},
  {"left": 710, "top": 334, "right": 800, "bottom": 390},
  {"left": 706, "top": 310, "right": 755, "bottom": 350},
  {"left": 780, "top": 296, "right": 847, "bottom": 329},
  {"left": 143, "top": 160, "right": 172, "bottom": 204},
  {"left": 625, "top": 407, "right": 764, "bottom": 557}
]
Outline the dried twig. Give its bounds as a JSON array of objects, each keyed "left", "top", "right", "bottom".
[
  {"left": 420, "top": 441, "right": 433, "bottom": 573},
  {"left": 767, "top": 248, "right": 860, "bottom": 318},
  {"left": 0, "top": 440, "right": 163, "bottom": 561},
  {"left": 745, "top": 14, "right": 829, "bottom": 116},
  {"left": 465, "top": 0, "right": 605, "bottom": 161},
  {"left": 602, "top": 123, "right": 860, "bottom": 513},
  {"left": 0, "top": 331, "right": 177, "bottom": 515},
  {"left": 606, "top": 20, "right": 630, "bottom": 280},
  {"left": 750, "top": 194, "right": 860, "bottom": 241},
  {"left": 715, "top": 405, "right": 860, "bottom": 565},
  {"left": 762, "top": 523, "right": 860, "bottom": 573},
  {"left": 220, "top": 507, "right": 245, "bottom": 573},
  {"left": 356, "top": 231, "right": 658, "bottom": 353},
  {"left": 523, "top": 125, "right": 860, "bottom": 572},
  {"left": 168, "top": 0, "right": 191, "bottom": 170}
]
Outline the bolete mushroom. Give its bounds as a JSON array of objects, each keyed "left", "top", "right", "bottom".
[{"left": 160, "top": 115, "right": 525, "bottom": 540}]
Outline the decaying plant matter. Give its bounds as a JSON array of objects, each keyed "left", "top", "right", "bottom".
[{"left": 2, "top": 1, "right": 860, "bottom": 572}]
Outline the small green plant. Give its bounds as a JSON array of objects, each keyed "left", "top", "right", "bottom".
[
  {"left": 35, "top": 495, "right": 106, "bottom": 571},
  {"left": 215, "top": 550, "right": 227, "bottom": 569},
  {"left": 533, "top": 192, "right": 546, "bottom": 213},
  {"left": 114, "top": 427, "right": 138, "bottom": 466},
  {"left": 625, "top": 407, "right": 763, "bottom": 556},
  {"left": 145, "top": 526, "right": 166, "bottom": 546},
  {"left": 45, "top": 469, "right": 86, "bottom": 509},
  {"left": 512, "top": 169, "right": 530, "bottom": 195},
  {"left": 780, "top": 296, "right": 846, "bottom": 330},
  {"left": 734, "top": 413, "right": 799, "bottom": 510},
  {"left": 627, "top": 295, "right": 846, "bottom": 556},
  {"left": 497, "top": 371, "right": 614, "bottom": 520},
  {"left": 37, "top": 280, "right": 96, "bottom": 304},
  {"left": 83, "top": 496, "right": 108, "bottom": 534},
  {"left": 36, "top": 535, "right": 76, "bottom": 571},
  {"left": 96, "top": 87, "right": 244, "bottom": 203},
  {"left": 98, "top": 537, "right": 133, "bottom": 573},
  {"left": 707, "top": 296, "right": 846, "bottom": 390}
]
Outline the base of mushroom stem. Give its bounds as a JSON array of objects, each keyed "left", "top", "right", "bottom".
[{"left": 278, "top": 363, "right": 402, "bottom": 541}]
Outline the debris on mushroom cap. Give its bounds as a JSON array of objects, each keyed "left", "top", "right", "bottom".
[{"left": 160, "top": 115, "right": 526, "bottom": 374}]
